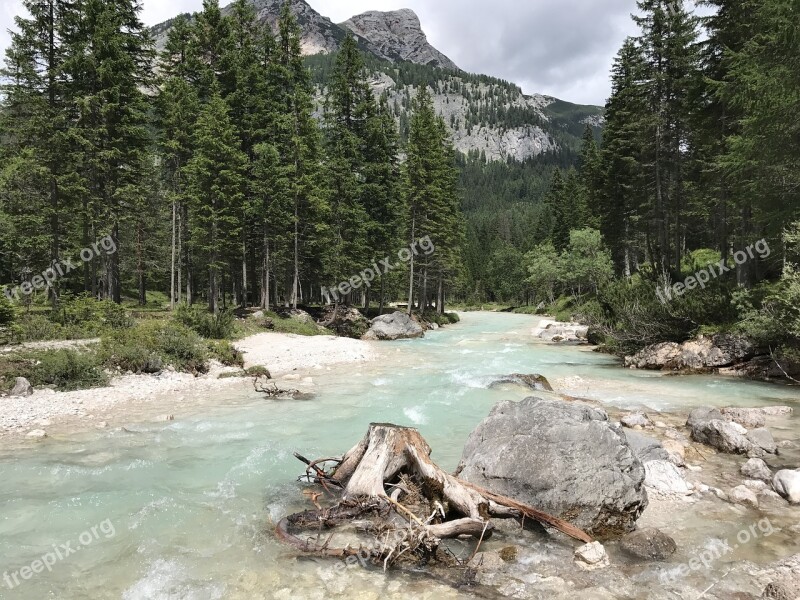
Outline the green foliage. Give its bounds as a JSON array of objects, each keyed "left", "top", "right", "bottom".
[
  {"left": 101, "top": 321, "right": 208, "bottom": 374},
  {"left": 51, "top": 295, "right": 134, "bottom": 331},
  {"left": 0, "top": 296, "right": 15, "bottom": 327},
  {"left": 206, "top": 340, "right": 244, "bottom": 367},
  {"left": 4, "top": 349, "right": 108, "bottom": 392},
  {"left": 175, "top": 304, "right": 236, "bottom": 339}
]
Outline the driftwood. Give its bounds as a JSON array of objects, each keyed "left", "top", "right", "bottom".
[{"left": 276, "top": 423, "right": 592, "bottom": 572}]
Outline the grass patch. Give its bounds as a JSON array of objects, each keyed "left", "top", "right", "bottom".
[{"left": 2, "top": 348, "right": 108, "bottom": 392}]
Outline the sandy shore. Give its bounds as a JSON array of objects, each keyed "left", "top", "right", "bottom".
[{"left": 0, "top": 332, "right": 377, "bottom": 439}]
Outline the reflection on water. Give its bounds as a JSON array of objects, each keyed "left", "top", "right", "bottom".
[{"left": 0, "top": 312, "right": 797, "bottom": 599}]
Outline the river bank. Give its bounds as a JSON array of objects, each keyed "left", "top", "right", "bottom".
[{"left": 0, "top": 332, "right": 376, "bottom": 440}]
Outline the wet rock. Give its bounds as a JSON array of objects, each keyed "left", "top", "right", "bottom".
[
  {"left": 687, "top": 407, "right": 761, "bottom": 456},
  {"left": 10, "top": 377, "right": 33, "bottom": 397},
  {"left": 621, "top": 412, "right": 653, "bottom": 429},
  {"left": 762, "top": 406, "right": 793, "bottom": 417},
  {"left": 361, "top": 311, "right": 424, "bottom": 341},
  {"left": 457, "top": 397, "right": 647, "bottom": 537},
  {"left": 644, "top": 460, "right": 693, "bottom": 497},
  {"left": 747, "top": 428, "right": 778, "bottom": 455},
  {"left": 742, "top": 458, "right": 773, "bottom": 482},
  {"left": 759, "top": 553, "right": 800, "bottom": 599},
  {"left": 535, "top": 321, "right": 588, "bottom": 343},
  {"left": 625, "top": 430, "right": 671, "bottom": 463},
  {"left": 661, "top": 439, "right": 686, "bottom": 467},
  {"left": 625, "top": 334, "right": 754, "bottom": 372},
  {"left": 488, "top": 373, "right": 553, "bottom": 392},
  {"left": 744, "top": 480, "right": 769, "bottom": 492},
  {"left": 620, "top": 528, "right": 677, "bottom": 561},
  {"left": 759, "top": 489, "right": 786, "bottom": 509},
  {"left": 773, "top": 470, "right": 800, "bottom": 504},
  {"left": 467, "top": 550, "right": 506, "bottom": 571},
  {"left": 722, "top": 407, "right": 767, "bottom": 429},
  {"left": 25, "top": 429, "right": 47, "bottom": 439},
  {"left": 730, "top": 485, "right": 759, "bottom": 509},
  {"left": 574, "top": 542, "right": 609, "bottom": 570}
]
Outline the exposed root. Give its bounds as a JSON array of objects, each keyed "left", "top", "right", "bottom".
[{"left": 275, "top": 424, "right": 592, "bottom": 574}]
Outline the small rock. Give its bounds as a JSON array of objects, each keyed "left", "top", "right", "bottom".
[
  {"left": 25, "top": 429, "right": 47, "bottom": 439},
  {"left": 741, "top": 458, "right": 773, "bottom": 482},
  {"left": 621, "top": 413, "right": 652, "bottom": 429},
  {"left": 283, "top": 374, "right": 301, "bottom": 381},
  {"left": 779, "top": 440, "right": 797, "bottom": 449},
  {"left": 773, "top": 470, "right": 800, "bottom": 504},
  {"left": 97, "top": 422, "right": 109, "bottom": 429},
  {"left": 761, "top": 406, "right": 793, "bottom": 416},
  {"left": 10, "top": 377, "right": 34, "bottom": 397},
  {"left": 620, "top": 528, "right": 677, "bottom": 561},
  {"left": 662, "top": 439, "right": 686, "bottom": 467},
  {"left": 468, "top": 551, "right": 506, "bottom": 571},
  {"left": 744, "top": 480, "right": 769, "bottom": 492},
  {"left": 759, "top": 489, "right": 786, "bottom": 509},
  {"left": 161, "top": 414, "right": 175, "bottom": 422},
  {"left": 721, "top": 407, "right": 767, "bottom": 429},
  {"left": 644, "top": 460, "right": 693, "bottom": 496},
  {"left": 747, "top": 428, "right": 778, "bottom": 454},
  {"left": 574, "top": 542, "right": 610, "bottom": 571},
  {"left": 730, "top": 485, "right": 759, "bottom": 509}
]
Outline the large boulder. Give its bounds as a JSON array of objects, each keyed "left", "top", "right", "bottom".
[
  {"left": 456, "top": 397, "right": 648, "bottom": 537},
  {"left": 488, "top": 373, "right": 553, "bottom": 392},
  {"left": 721, "top": 407, "right": 767, "bottom": 429},
  {"left": 619, "top": 528, "right": 677, "bottom": 561},
  {"left": 741, "top": 458, "right": 773, "bottom": 482},
  {"left": 686, "top": 407, "right": 761, "bottom": 456},
  {"left": 773, "top": 470, "right": 800, "bottom": 504},
  {"left": 624, "top": 430, "right": 671, "bottom": 464},
  {"left": 643, "top": 460, "right": 693, "bottom": 497},
  {"left": 319, "top": 306, "right": 370, "bottom": 339},
  {"left": 747, "top": 428, "right": 778, "bottom": 455},
  {"left": 625, "top": 334, "right": 754, "bottom": 372},
  {"left": 361, "top": 311, "right": 424, "bottom": 341},
  {"left": 10, "top": 377, "right": 34, "bottom": 397}
]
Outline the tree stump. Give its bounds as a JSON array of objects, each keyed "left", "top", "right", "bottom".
[{"left": 276, "top": 424, "right": 592, "bottom": 571}]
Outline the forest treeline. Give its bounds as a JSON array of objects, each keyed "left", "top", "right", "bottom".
[
  {"left": 485, "top": 0, "right": 799, "bottom": 367},
  {"left": 0, "top": 0, "right": 464, "bottom": 314}
]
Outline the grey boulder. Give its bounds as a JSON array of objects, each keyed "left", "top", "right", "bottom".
[
  {"left": 773, "top": 470, "right": 800, "bottom": 504},
  {"left": 10, "top": 377, "right": 34, "bottom": 397},
  {"left": 619, "top": 528, "right": 677, "bottom": 561},
  {"left": 741, "top": 458, "right": 773, "bottom": 482},
  {"left": 624, "top": 430, "right": 671, "bottom": 464},
  {"left": 361, "top": 311, "right": 424, "bottom": 341},
  {"left": 456, "top": 397, "right": 648, "bottom": 537},
  {"left": 687, "top": 407, "right": 761, "bottom": 456}
]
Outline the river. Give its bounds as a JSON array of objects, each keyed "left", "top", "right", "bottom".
[{"left": 1, "top": 312, "right": 798, "bottom": 599}]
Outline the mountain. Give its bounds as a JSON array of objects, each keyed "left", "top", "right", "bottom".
[
  {"left": 151, "top": 0, "right": 604, "bottom": 163},
  {"left": 341, "top": 9, "right": 459, "bottom": 70}
]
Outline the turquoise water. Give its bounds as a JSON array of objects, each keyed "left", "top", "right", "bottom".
[{"left": 1, "top": 312, "right": 798, "bottom": 599}]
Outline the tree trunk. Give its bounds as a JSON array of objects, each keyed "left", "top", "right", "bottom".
[
  {"left": 407, "top": 213, "right": 416, "bottom": 315},
  {"left": 171, "top": 199, "right": 177, "bottom": 310}
]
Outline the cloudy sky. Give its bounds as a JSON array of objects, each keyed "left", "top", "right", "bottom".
[{"left": 1, "top": 0, "right": 674, "bottom": 105}]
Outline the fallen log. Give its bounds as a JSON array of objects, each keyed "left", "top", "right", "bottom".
[{"left": 275, "top": 424, "right": 592, "bottom": 571}]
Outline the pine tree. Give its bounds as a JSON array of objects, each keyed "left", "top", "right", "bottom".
[
  {"left": 0, "top": 0, "right": 74, "bottom": 305},
  {"left": 185, "top": 86, "right": 247, "bottom": 314},
  {"left": 65, "top": 0, "right": 155, "bottom": 303}
]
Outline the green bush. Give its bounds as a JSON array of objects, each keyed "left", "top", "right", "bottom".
[
  {"left": 0, "top": 296, "right": 16, "bottom": 327},
  {"left": 175, "top": 304, "right": 236, "bottom": 339},
  {"left": 5, "top": 349, "right": 108, "bottom": 392},
  {"left": 101, "top": 321, "right": 208, "bottom": 374},
  {"left": 9, "top": 314, "right": 64, "bottom": 343},
  {"left": 50, "top": 294, "right": 134, "bottom": 333},
  {"left": 207, "top": 340, "right": 244, "bottom": 367}
]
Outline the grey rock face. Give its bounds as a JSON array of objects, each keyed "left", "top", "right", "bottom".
[
  {"left": 621, "top": 413, "right": 653, "bottom": 429},
  {"left": 457, "top": 397, "right": 648, "bottom": 537},
  {"left": 773, "top": 470, "right": 800, "bottom": 504},
  {"left": 686, "top": 407, "right": 761, "bottom": 456},
  {"left": 620, "top": 528, "right": 677, "bottom": 561},
  {"left": 10, "top": 377, "right": 34, "bottom": 397},
  {"left": 747, "top": 428, "right": 778, "bottom": 454},
  {"left": 741, "top": 458, "right": 773, "bottom": 482},
  {"left": 721, "top": 407, "right": 767, "bottom": 429},
  {"left": 643, "top": 460, "right": 693, "bottom": 497},
  {"left": 361, "top": 311, "right": 424, "bottom": 341},
  {"left": 624, "top": 430, "right": 670, "bottom": 464},
  {"left": 625, "top": 334, "right": 754, "bottom": 371},
  {"left": 342, "top": 9, "right": 459, "bottom": 70}
]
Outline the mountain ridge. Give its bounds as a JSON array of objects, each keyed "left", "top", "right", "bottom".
[{"left": 151, "top": 0, "right": 604, "bottom": 163}]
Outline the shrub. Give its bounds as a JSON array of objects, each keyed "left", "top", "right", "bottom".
[
  {"left": 175, "top": 304, "right": 236, "bottom": 339},
  {"left": 50, "top": 294, "right": 134, "bottom": 333},
  {"left": 101, "top": 321, "right": 208, "bottom": 374},
  {"left": 9, "top": 314, "right": 64, "bottom": 343},
  {"left": 5, "top": 349, "right": 108, "bottom": 392},
  {"left": 207, "top": 340, "right": 244, "bottom": 367}
]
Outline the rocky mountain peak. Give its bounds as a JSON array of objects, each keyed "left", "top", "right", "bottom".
[{"left": 341, "top": 9, "right": 459, "bottom": 71}]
